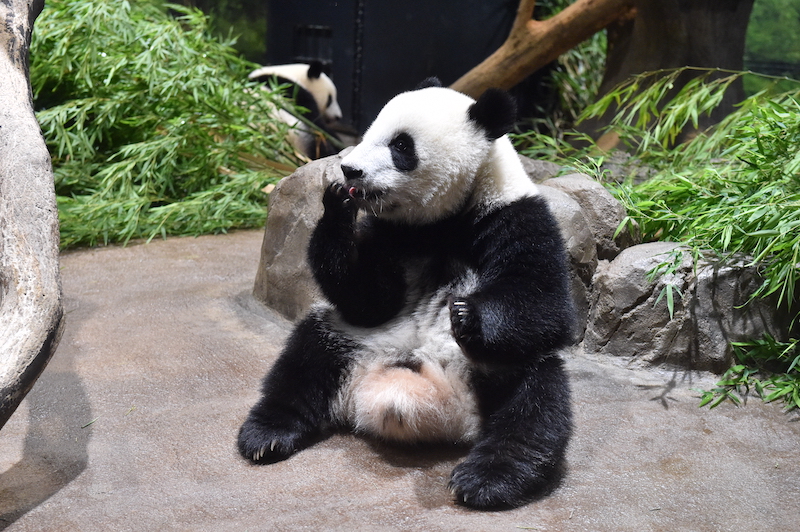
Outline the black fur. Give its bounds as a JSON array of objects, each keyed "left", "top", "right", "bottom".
[
  {"left": 306, "top": 60, "right": 324, "bottom": 79},
  {"left": 415, "top": 76, "right": 443, "bottom": 90},
  {"left": 388, "top": 132, "right": 418, "bottom": 172},
  {"left": 468, "top": 88, "right": 517, "bottom": 140},
  {"left": 239, "top": 175, "right": 575, "bottom": 509}
]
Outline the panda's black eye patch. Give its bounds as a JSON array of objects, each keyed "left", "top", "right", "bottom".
[
  {"left": 389, "top": 132, "right": 417, "bottom": 172},
  {"left": 327, "top": 94, "right": 333, "bottom": 108}
]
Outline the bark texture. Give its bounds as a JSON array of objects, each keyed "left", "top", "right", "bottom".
[
  {"left": 0, "top": 0, "right": 65, "bottom": 430},
  {"left": 587, "top": 0, "right": 756, "bottom": 145}
]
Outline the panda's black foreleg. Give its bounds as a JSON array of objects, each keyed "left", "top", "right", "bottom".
[
  {"left": 308, "top": 182, "right": 406, "bottom": 327},
  {"left": 237, "top": 312, "right": 352, "bottom": 464},
  {"left": 449, "top": 355, "right": 572, "bottom": 509}
]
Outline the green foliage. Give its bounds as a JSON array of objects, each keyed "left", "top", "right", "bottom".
[
  {"left": 515, "top": 67, "right": 800, "bottom": 410},
  {"left": 746, "top": 0, "right": 800, "bottom": 64},
  {"left": 698, "top": 336, "right": 800, "bottom": 410},
  {"left": 31, "top": 0, "right": 304, "bottom": 248}
]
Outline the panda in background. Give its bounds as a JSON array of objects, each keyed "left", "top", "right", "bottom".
[
  {"left": 237, "top": 78, "right": 576, "bottom": 509},
  {"left": 249, "top": 62, "right": 344, "bottom": 159}
]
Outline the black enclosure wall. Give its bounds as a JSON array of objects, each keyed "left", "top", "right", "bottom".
[{"left": 265, "top": 1, "right": 517, "bottom": 132}]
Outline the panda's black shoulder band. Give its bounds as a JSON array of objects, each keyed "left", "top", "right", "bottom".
[{"left": 468, "top": 88, "right": 517, "bottom": 140}]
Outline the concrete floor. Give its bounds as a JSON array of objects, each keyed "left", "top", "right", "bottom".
[{"left": 1, "top": 229, "right": 798, "bottom": 531}]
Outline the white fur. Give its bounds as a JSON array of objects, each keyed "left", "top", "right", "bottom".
[
  {"left": 329, "top": 271, "right": 482, "bottom": 443},
  {"left": 249, "top": 63, "right": 342, "bottom": 123},
  {"left": 340, "top": 87, "right": 537, "bottom": 225},
  {"left": 469, "top": 136, "right": 538, "bottom": 214}
]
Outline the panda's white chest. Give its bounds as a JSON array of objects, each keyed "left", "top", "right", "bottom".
[{"left": 330, "top": 270, "right": 481, "bottom": 444}]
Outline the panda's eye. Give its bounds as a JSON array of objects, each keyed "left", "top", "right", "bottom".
[
  {"left": 389, "top": 132, "right": 417, "bottom": 172},
  {"left": 327, "top": 94, "right": 332, "bottom": 108},
  {"left": 390, "top": 133, "right": 412, "bottom": 153}
]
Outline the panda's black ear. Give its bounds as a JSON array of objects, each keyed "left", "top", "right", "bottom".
[
  {"left": 415, "top": 77, "right": 442, "bottom": 90},
  {"left": 307, "top": 61, "right": 324, "bottom": 79},
  {"left": 468, "top": 88, "right": 517, "bottom": 140}
]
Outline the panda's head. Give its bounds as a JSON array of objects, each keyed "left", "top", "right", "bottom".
[
  {"left": 301, "top": 62, "right": 342, "bottom": 124},
  {"left": 339, "top": 78, "right": 525, "bottom": 224},
  {"left": 249, "top": 62, "right": 342, "bottom": 124}
]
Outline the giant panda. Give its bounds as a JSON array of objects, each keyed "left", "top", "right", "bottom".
[
  {"left": 249, "top": 62, "right": 343, "bottom": 159},
  {"left": 238, "top": 78, "right": 576, "bottom": 509}
]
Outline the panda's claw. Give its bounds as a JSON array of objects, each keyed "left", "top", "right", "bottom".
[
  {"left": 448, "top": 297, "right": 477, "bottom": 341},
  {"left": 323, "top": 182, "right": 358, "bottom": 220}
]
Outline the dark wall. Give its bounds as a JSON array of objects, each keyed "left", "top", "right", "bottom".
[{"left": 266, "top": 1, "right": 517, "bottom": 132}]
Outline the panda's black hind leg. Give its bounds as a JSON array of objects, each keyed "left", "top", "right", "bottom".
[
  {"left": 449, "top": 355, "right": 572, "bottom": 509},
  {"left": 237, "top": 311, "right": 353, "bottom": 464}
]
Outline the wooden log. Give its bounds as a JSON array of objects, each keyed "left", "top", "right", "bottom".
[
  {"left": 450, "top": 0, "right": 635, "bottom": 98},
  {"left": 0, "top": 0, "right": 65, "bottom": 430}
]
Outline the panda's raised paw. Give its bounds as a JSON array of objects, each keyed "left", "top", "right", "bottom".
[
  {"left": 448, "top": 297, "right": 480, "bottom": 347},
  {"left": 322, "top": 182, "right": 358, "bottom": 219}
]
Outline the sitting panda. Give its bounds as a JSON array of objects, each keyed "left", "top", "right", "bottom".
[
  {"left": 238, "top": 78, "right": 576, "bottom": 509},
  {"left": 249, "top": 62, "right": 343, "bottom": 159}
]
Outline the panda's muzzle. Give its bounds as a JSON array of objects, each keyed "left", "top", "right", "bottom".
[
  {"left": 340, "top": 164, "right": 385, "bottom": 205},
  {"left": 341, "top": 165, "right": 363, "bottom": 181}
]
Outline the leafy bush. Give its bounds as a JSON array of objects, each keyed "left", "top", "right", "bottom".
[
  {"left": 515, "top": 68, "right": 800, "bottom": 410},
  {"left": 31, "top": 0, "right": 304, "bottom": 247}
]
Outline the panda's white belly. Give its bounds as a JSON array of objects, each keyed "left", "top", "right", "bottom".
[{"left": 329, "top": 271, "right": 481, "bottom": 444}]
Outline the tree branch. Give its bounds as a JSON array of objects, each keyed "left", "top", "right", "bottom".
[
  {"left": 450, "top": 0, "right": 635, "bottom": 98},
  {"left": 511, "top": 0, "right": 537, "bottom": 36}
]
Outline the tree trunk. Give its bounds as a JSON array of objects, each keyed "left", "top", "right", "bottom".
[
  {"left": 450, "top": 0, "right": 635, "bottom": 98},
  {"left": 0, "top": 0, "right": 65, "bottom": 430},
  {"left": 588, "top": 0, "right": 755, "bottom": 146}
]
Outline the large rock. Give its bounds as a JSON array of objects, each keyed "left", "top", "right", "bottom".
[
  {"left": 542, "top": 173, "right": 637, "bottom": 260},
  {"left": 584, "top": 242, "right": 791, "bottom": 372},
  {"left": 0, "top": 0, "right": 65, "bottom": 429},
  {"left": 518, "top": 155, "right": 561, "bottom": 183},
  {"left": 253, "top": 153, "right": 345, "bottom": 321}
]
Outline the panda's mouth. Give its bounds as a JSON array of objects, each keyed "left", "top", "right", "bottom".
[
  {"left": 347, "top": 185, "right": 384, "bottom": 202},
  {"left": 346, "top": 185, "right": 392, "bottom": 213}
]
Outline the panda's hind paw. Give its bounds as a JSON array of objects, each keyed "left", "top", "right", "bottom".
[
  {"left": 448, "top": 453, "right": 553, "bottom": 510},
  {"left": 237, "top": 417, "right": 309, "bottom": 464}
]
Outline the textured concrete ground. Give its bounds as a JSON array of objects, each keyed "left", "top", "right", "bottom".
[{"left": 1, "top": 229, "right": 798, "bottom": 531}]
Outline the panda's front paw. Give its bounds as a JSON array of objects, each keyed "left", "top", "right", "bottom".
[
  {"left": 448, "top": 297, "right": 481, "bottom": 349},
  {"left": 322, "top": 182, "right": 358, "bottom": 221},
  {"left": 237, "top": 416, "right": 308, "bottom": 464}
]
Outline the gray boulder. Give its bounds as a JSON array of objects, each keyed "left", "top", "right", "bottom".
[
  {"left": 542, "top": 173, "right": 637, "bottom": 260},
  {"left": 518, "top": 155, "right": 561, "bottom": 183},
  {"left": 253, "top": 153, "right": 346, "bottom": 321},
  {"left": 584, "top": 242, "right": 791, "bottom": 372},
  {"left": 254, "top": 155, "right": 599, "bottom": 331}
]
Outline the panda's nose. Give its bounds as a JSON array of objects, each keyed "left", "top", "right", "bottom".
[{"left": 341, "top": 165, "right": 363, "bottom": 181}]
